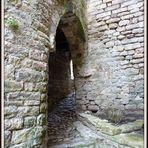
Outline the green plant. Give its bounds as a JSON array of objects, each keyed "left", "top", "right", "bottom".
[{"left": 6, "top": 17, "right": 19, "bottom": 32}]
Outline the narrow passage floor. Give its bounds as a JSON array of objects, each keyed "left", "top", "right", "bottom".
[{"left": 47, "top": 93, "right": 144, "bottom": 148}]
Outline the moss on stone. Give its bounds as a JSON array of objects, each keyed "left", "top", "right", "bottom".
[
  {"left": 120, "top": 119, "right": 144, "bottom": 133},
  {"left": 113, "top": 133, "right": 144, "bottom": 148},
  {"left": 40, "top": 103, "right": 47, "bottom": 113},
  {"left": 78, "top": 21, "right": 86, "bottom": 41},
  {"left": 73, "top": 58, "right": 83, "bottom": 67},
  {"left": 6, "top": 17, "right": 19, "bottom": 32},
  {"left": 79, "top": 113, "right": 122, "bottom": 136}
]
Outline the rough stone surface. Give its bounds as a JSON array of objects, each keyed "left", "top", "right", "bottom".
[{"left": 4, "top": 0, "right": 144, "bottom": 147}]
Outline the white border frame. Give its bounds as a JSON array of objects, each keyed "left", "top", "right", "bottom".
[
  {"left": 1, "top": 0, "right": 4, "bottom": 147},
  {"left": 144, "top": 0, "right": 147, "bottom": 147}
]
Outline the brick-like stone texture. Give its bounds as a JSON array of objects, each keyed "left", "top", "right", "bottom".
[
  {"left": 4, "top": 0, "right": 87, "bottom": 147},
  {"left": 4, "top": 0, "right": 144, "bottom": 147},
  {"left": 83, "top": 0, "right": 144, "bottom": 120}
]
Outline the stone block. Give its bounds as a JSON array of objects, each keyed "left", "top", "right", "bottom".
[
  {"left": 97, "top": 3, "right": 106, "bottom": 9},
  {"left": 97, "top": 11, "right": 111, "bottom": 18},
  {"left": 29, "top": 49, "right": 43, "bottom": 61},
  {"left": 106, "top": 41, "right": 114, "bottom": 47},
  {"left": 125, "top": 55, "right": 133, "bottom": 60},
  {"left": 126, "top": 22, "right": 143, "bottom": 30},
  {"left": 113, "top": 32, "right": 120, "bottom": 36},
  {"left": 127, "top": 50, "right": 135, "bottom": 55},
  {"left": 21, "top": 58, "right": 33, "bottom": 68},
  {"left": 121, "top": 0, "right": 137, "bottom": 8},
  {"left": 125, "top": 104, "right": 137, "bottom": 110},
  {"left": 119, "top": 20, "right": 130, "bottom": 26},
  {"left": 40, "top": 103, "right": 47, "bottom": 113},
  {"left": 95, "top": 21, "right": 106, "bottom": 27},
  {"left": 11, "top": 127, "right": 44, "bottom": 144},
  {"left": 120, "top": 51, "right": 127, "bottom": 56},
  {"left": 133, "top": 53, "right": 144, "bottom": 59},
  {"left": 4, "top": 131, "right": 11, "bottom": 147},
  {"left": 24, "top": 116, "right": 36, "bottom": 128},
  {"left": 98, "top": 25, "right": 108, "bottom": 31},
  {"left": 109, "top": 23, "right": 118, "bottom": 29},
  {"left": 137, "top": 103, "right": 144, "bottom": 110},
  {"left": 88, "top": 105, "right": 99, "bottom": 112},
  {"left": 113, "top": 45, "right": 124, "bottom": 52},
  {"left": 128, "top": 2, "right": 143, "bottom": 10},
  {"left": 32, "top": 61, "right": 47, "bottom": 72},
  {"left": 125, "top": 68, "right": 139, "bottom": 76},
  {"left": 138, "top": 63, "right": 144, "bottom": 68},
  {"left": 104, "top": 30, "right": 115, "bottom": 35},
  {"left": 17, "top": 106, "right": 39, "bottom": 116},
  {"left": 24, "top": 100, "right": 40, "bottom": 106},
  {"left": 40, "top": 93, "right": 48, "bottom": 102},
  {"left": 122, "top": 31, "right": 132, "bottom": 36},
  {"left": 124, "top": 43, "right": 141, "bottom": 51},
  {"left": 106, "top": 17, "right": 120, "bottom": 24},
  {"left": 112, "top": 0, "right": 123, "bottom": 4},
  {"left": 7, "top": 92, "right": 40, "bottom": 100},
  {"left": 116, "top": 26, "right": 125, "bottom": 32},
  {"left": 4, "top": 106, "right": 18, "bottom": 116},
  {"left": 106, "top": 4, "right": 120, "bottom": 11},
  {"left": 24, "top": 82, "right": 35, "bottom": 91},
  {"left": 15, "top": 68, "right": 44, "bottom": 82},
  {"left": 4, "top": 100, "right": 24, "bottom": 106},
  {"left": 5, "top": 118, "right": 23, "bottom": 130},
  {"left": 133, "top": 11, "right": 144, "bottom": 17},
  {"left": 130, "top": 58, "right": 144, "bottom": 64},
  {"left": 4, "top": 80, "right": 23, "bottom": 92},
  {"left": 4, "top": 64, "right": 15, "bottom": 79},
  {"left": 34, "top": 83, "right": 47, "bottom": 93},
  {"left": 120, "top": 60, "right": 129, "bottom": 66},
  {"left": 138, "top": 16, "right": 144, "bottom": 21},
  {"left": 37, "top": 114, "right": 46, "bottom": 125},
  {"left": 132, "top": 28, "right": 143, "bottom": 34},
  {"left": 112, "top": 7, "right": 127, "bottom": 14}
]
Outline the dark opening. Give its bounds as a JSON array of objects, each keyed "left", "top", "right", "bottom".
[
  {"left": 56, "top": 27, "right": 70, "bottom": 51},
  {"left": 48, "top": 24, "right": 76, "bottom": 146}
]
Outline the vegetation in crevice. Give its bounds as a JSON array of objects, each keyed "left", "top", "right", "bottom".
[
  {"left": 6, "top": 17, "right": 20, "bottom": 32},
  {"left": 105, "top": 107, "right": 124, "bottom": 124}
]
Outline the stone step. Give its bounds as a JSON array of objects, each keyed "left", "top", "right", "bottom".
[
  {"left": 78, "top": 113, "right": 144, "bottom": 148},
  {"left": 78, "top": 113, "right": 144, "bottom": 135}
]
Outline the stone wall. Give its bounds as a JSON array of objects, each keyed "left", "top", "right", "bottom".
[
  {"left": 4, "top": 0, "right": 144, "bottom": 147},
  {"left": 77, "top": 0, "right": 144, "bottom": 122},
  {"left": 4, "top": 0, "right": 87, "bottom": 147}
]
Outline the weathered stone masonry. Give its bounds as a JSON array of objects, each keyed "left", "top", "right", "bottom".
[
  {"left": 4, "top": 0, "right": 87, "bottom": 147},
  {"left": 85, "top": 0, "right": 144, "bottom": 121},
  {"left": 4, "top": 0, "right": 144, "bottom": 147}
]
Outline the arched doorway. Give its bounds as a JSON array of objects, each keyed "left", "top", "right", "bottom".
[{"left": 48, "top": 11, "right": 86, "bottom": 146}]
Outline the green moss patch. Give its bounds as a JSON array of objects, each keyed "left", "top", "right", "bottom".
[{"left": 6, "top": 17, "right": 20, "bottom": 32}]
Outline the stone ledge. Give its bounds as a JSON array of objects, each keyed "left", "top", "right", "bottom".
[{"left": 78, "top": 113, "right": 144, "bottom": 148}]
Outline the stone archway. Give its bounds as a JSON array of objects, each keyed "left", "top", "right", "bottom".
[{"left": 47, "top": 11, "right": 87, "bottom": 146}]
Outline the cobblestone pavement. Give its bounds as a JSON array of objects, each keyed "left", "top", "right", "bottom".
[{"left": 47, "top": 92, "right": 81, "bottom": 146}]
